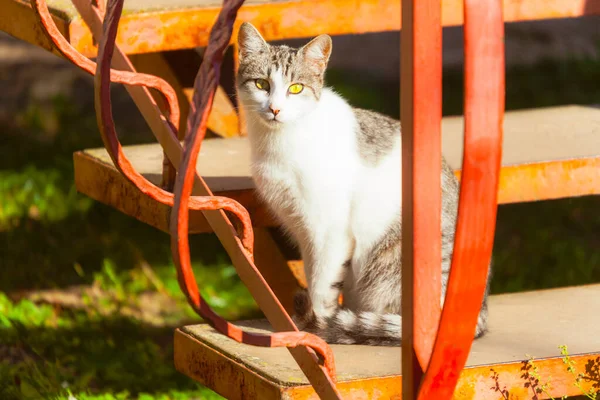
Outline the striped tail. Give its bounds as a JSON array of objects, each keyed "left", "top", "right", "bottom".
[{"left": 293, "top": 290, "right": 401, "bottom": 346}]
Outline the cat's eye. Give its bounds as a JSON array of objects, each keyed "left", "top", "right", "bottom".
[
  {"left": 255, "top": 79, "right": 270, "bottom": 92},
  {"left": 288, "top": 83, "right": 304, "bottom": 95}
]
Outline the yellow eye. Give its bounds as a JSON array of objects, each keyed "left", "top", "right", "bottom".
[
  {"left": 288, "top": 83, "right": 304, "bottom": 94},
  {"left": 255, "top": 79, "right": 270, "bottom": 91}
]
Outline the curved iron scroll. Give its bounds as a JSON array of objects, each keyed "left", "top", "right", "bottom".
[{"left": 30, "top": 0, "right": 341, "bottom": 397}]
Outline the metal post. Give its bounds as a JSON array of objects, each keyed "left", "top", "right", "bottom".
[{"left": 400, "top": 0, "right": 443, "bottom": 398}]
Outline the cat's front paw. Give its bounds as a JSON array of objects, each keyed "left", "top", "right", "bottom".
[
  {"left": 293, "top": 289, "right": 334, "bottom": 339},
  {"left": 292, "top": 289, "right": 321, "bottom": 331},
  {"left": 293, "top": 288, "right": 311, "bottom": 314}
]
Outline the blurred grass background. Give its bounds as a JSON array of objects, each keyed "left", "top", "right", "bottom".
[{"left": 1, "top": 23, "right": 600, "bottom": 399}]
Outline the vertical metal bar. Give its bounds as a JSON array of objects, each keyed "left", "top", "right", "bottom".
[
  {"left": 417, "top": 0, "right": 505, "bottom": 398},
  {"left": 401, "top": 0, "right": 443, "bottom": 397}
]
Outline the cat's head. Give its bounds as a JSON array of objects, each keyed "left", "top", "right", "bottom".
[{"left": 236, "top": 22, "right": 332, "bottom": 127}]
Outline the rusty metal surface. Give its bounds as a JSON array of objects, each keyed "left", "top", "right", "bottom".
[
  {"left": 399, "top": 0, "right": 442, "bottom": 397},
  {"left": 492, "top": 157, "right": 600, "bottom": 204},
  {"left": 0, "top": 0, "right": 70, "bottom": 57},
  {"left": 455, "top": 355, "right": 600, "bottom": 399},
  {"left": 64, "top": 0, "right": 600, "bottom": 56},
  {"left": 2, "top": 0, "right": 599, "bottom": 57},
  {"left": 174, "top": 329, "right": 286, "bottom": 400},
  {"left": 417, "top": 0, "right": 505, "bottom": 398}
]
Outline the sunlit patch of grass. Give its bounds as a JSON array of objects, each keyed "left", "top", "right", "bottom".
[
  {"left": 0, "top": 246, "right": 257, "bottom": 397},
  {"left": 0, "top": 253, "right": 256, "bottom": 399},
  {"left": 0, "top": 314, "right": 221, "bottom": 399}
]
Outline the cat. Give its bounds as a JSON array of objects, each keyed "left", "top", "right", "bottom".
[{"left": 235, "top": 22, "right": 491, "bottom": 345}]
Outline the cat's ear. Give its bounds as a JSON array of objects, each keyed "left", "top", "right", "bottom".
[
  {"left": 301, "top": 34, "right": 332, "bottom": 72},
  {"left": 238, "top": 22, "right": 268, "bottom": 61}
]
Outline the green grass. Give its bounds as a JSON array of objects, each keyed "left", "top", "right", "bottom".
[
  {"left": 0, "top": 93, "right": 254, "bottom": 398},
  {"left": 1, "top": 44, "right": 599, "bottom": 399}
]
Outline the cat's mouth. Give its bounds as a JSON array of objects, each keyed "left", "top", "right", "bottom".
[{"left": 265, "top": 115, "right": 283, "bottom": 124}]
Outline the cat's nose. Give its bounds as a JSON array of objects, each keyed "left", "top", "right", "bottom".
[{"left": 269, "top": 107, "right": 280, "bottom": 116}]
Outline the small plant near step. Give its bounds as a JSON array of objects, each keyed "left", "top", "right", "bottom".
[
  {"left": 559, "top": 345, "right": 600, "bottom": 400},
  {"left": 490, "top": 345, "right": 599, "bottom": 400}
]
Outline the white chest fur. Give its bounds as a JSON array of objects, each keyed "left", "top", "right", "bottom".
[{"left": 246, "top": 89, "right": 401, "bottom": 271}]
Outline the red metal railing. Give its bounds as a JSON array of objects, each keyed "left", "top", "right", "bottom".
[
  {"left": 30, "top": 0, "right": 504, "bottom": 398},
  {"left": 401, "top": 0, "right": 505, "bottom": 398},
  {"left": 400, "top": 3, "right": 443, "bottom": 390},
  {"left": 419, "top": 0, "right": 504, "bottom": 396}
]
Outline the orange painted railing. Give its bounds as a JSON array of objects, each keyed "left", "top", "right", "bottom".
[
  {"left": 401, "top": 0, "right": 505, "bottom": 398},
  {"left": 31, "top": 0, "right": 504, "bottom": 398}
]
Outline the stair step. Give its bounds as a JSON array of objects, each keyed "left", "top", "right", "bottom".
[
  {"left": 74, "top": 105, "right": 600, "bottom": 233},
  {"left": 6, "top": 0, "right": 596, "bottom": 57},
  {"left": 174, "top": 284, "right": 600, "bottom": 399}
]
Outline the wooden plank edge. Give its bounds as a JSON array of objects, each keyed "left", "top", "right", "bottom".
[
  {"left": 455, "top": 352, "right": 600, "bottom": 399},
  {"left": 74, "top": 150, "right": 175, "bottom": 232},
  {"left": 5, "top": 0, "right": 592, "bottom": 57},
  {"left": 0, "top": 0, "right": 71, "bottom": 57},
  {"left": 75, "top": 145, "right": 600, "bottom": 234},
  {"left": 73, "top": 150, "right": 278, "bottom": 233},
  {"left": 174, "top": 327, "right": 600, "bottom": 400},
  {"left": 455, "top": 156, "right": 600, "bottom": 204},
  {"left": 174, "top": 329, "right": 287, "bottom": 400}
]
